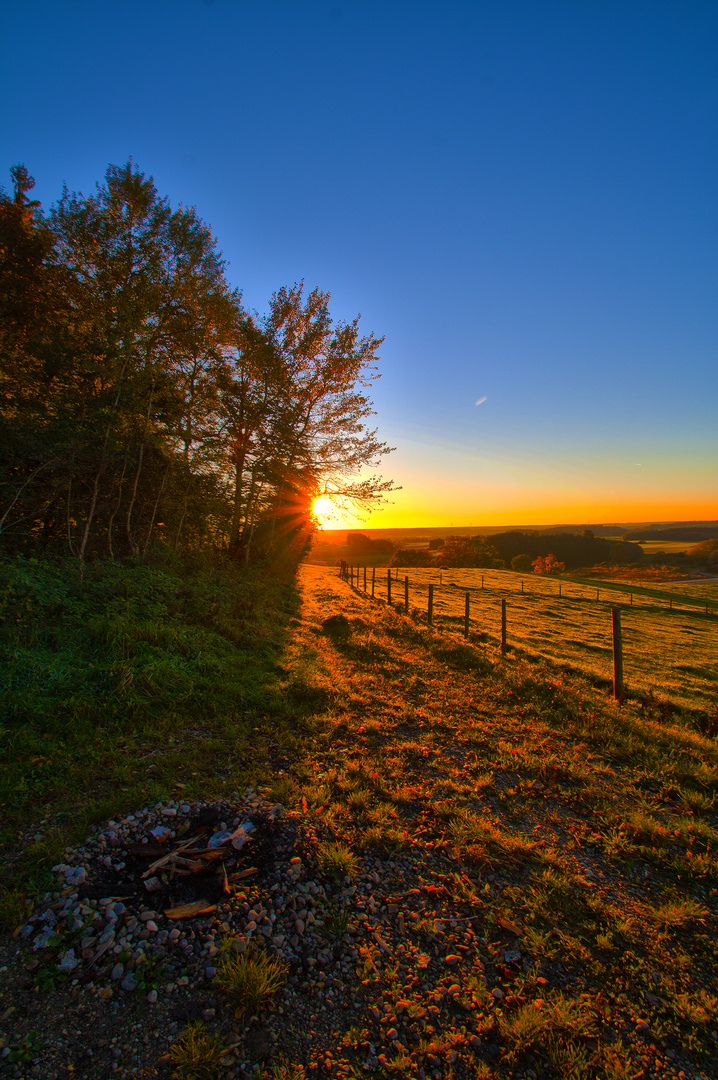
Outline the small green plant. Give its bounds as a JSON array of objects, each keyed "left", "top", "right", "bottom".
[
  {"left": 316, "top": 840, "right": 358, "bottom": 879},
  {"left": 169, "top": 1020, "right": 228, "bottom": 1079},
  {"left": 215, "top": 941, "right": 289, "bottom": 1017},
  {"left": 321, "top": 904, "right": 350, "bottom": 937},
  {"left": 651, "top": 895, "right": 708, "bottom": 931},
  {"left": 270, "top": 774, "right": 297, "bottom": 805}
]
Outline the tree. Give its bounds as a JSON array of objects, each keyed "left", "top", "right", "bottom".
[
  {"left": 389, "top": 548, "right": 432, "bottom": 567},
  {"left": 511, "top": 553, "right": 532, "bottom": 572},
  {"left": 220, "top": 283, "right": 396, "bottom": 563},
  {"left": 438, "top": 535, "right": 504, "bottom": 568},
  {"left": 532, "top": 554, "right": 565, "bottom": 575},
  {"left": 1, "top": 165, "right": 396, "bottom": 571}
]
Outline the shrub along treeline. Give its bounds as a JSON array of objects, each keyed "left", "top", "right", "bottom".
[
  {"left": 390, "top": 530, "right": 643, "bottom": 570},
  {"left": 0, "top": 163, "right": 394, "bottom": 571}
]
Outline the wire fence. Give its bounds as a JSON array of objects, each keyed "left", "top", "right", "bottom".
[{"left": 338, "top": 562, "right": 718, "bottom": 712}]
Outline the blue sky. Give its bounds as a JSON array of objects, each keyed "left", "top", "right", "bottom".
[{"left": 2, "top": 0, "right": 716, "bottom": 526}]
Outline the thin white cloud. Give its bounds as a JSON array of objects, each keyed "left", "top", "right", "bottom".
[{"left": 475, "top": 396, "right": 487, "bottom": 406}]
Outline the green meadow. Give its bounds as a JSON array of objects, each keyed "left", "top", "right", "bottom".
[{"left": 352, "top": 566, "right": 718, "bottom": 716}]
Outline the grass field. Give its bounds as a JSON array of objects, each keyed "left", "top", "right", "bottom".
[
  {"left": 350, "top": 566, "right": 718, "bottom": 715},
  {"left": 2, "top": 558, "right": 718, "bottom": 1078}
]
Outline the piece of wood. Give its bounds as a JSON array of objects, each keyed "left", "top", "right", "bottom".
[
  {"left": 612, "top": 607, "right": 624, "bottom": 701},
  {"left": 405, "top": 575, "right": 409, "bottom": 614},
  {"left": 164, "top": 899, "right": 217, "bottom": 920},
  {"left": 428, "top": 584, "right": 434, "bottom": 625},
  {"left": 501, "top": 598, "right": 507, "bottom": 655},
  {"left": 464, "top": 591, "right": 470, "bottom": 637},
  {"left": 371, "top": 566, "right": 375, "bottom": 598},
  {"left": 387, "top": 569, "right": 392, "bottom": 604}
]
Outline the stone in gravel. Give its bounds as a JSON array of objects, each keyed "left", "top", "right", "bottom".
[
  {"left": 58, "top": 949, "right": 79, "bottom": 972},
  {"left": 491, "top": 988, "right": 504, "bottom": 1001},
  {"left": 145, "top": 920, "right": 158, "bottom": 932},
  {"left": 121, "top": 974, "right": 138, "bottom": 991},
  {"left": 112, "top": 964, "right": 124, "bottom": 980},
  {"left": 147, "top": 990, "right": 158, "bottom": 1004}
]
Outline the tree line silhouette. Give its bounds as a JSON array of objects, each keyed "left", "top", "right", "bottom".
[
  {"left": 0, "top": 163, "right": 394, "bottom": 569},
  {"left": 389, "top": 530, "right": 643, "bottom": 570}
]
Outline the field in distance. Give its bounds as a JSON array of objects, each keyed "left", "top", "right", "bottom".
[{"left": 349, "top": 566, "right": 717, "bottom": 715}]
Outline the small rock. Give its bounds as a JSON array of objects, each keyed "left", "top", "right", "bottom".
[
  {"left": 121, "top": 974, "right": 138, "bottom": 992},
  {"left": 492, "top": 988, "right": 504, "bottom": 1001},
  {"left": 147, "top": 990, "right": 158, "bottom": 1004}
]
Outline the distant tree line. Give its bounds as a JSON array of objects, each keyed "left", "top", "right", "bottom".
[
  {"left": 389, "top": 530, "right": 643, "bottom": 570},
  {"left": 346, "top": 533, "right": 394, "bottom": 556},
  {"left": 622, "top": 526, "right": 717, "bottom": 543},
  {"left": 0, "top": 163, "right": 394, "bottom": 569}
]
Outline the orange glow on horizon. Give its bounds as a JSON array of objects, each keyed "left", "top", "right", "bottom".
[{"left": 320, "top": 497, "right": 717, "bottom": 532}]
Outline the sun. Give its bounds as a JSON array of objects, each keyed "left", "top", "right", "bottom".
[{"left": 312, "top": 496, "right": 336, "bottom": 527}]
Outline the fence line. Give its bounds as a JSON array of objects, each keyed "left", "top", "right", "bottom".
[
  {"left": 336, "top": 561, "right": 718, "bottom": 704},
  {"left": 337, "top": 561, "right": 713, "bottom": 616}
]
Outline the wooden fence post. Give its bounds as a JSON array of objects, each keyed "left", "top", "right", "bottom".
[
  {"left": 387, "top": 569, "right": 392, "bottom": 605},
  {"left": 371, "top": 566, "right": 376, "bottom": 598},
  {"left": 363, "top": 566, "right": 367, "bottom": 591},
  {"left": 464, "top": 590, "right": 470, "bottom": 637},
  {"left": 521, "top": 580, "right": 523, "bottom": 594},
  {"left": 428, "top": 584, "right": 434, "bottom": 625},
  {"left": 501, "top": 599, "right": 507, "bottom": 655},
  {"left": 481, "top": 575, "right": 484, "bottom": 590},
  {"left": 612, "top": 607, "right": 624, "bottom": 702},
  {"left": 404, "top": 576, "right": 409, "bottom": 614},
  {"left": 350, "top": 565, "right": 353, "bottom": 587},
  {"left": 558, "top": 584, "right": 562, "bottom": 597}
]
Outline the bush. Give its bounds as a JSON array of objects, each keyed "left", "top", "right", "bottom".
[
  {"left": 532, "top": 554, "right": 566, "bottom": 575},
  {"left": 511, "top": 554, "right": 532, "bottom": 572}
]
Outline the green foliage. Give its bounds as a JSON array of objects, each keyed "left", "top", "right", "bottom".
[
  {"left": 0, "top": 163, "right": 394, "bottom": 567},
  {"left": 215, "top": 941, "right": 289, "bottom": 1016},
  {"left": 168, "top": 1021, "right": 228, "bottom": 1079},
  {"left": 316, "top": 840, "right": 359, "bottom": 879}
]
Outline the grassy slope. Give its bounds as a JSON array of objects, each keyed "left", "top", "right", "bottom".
[
  {"left": 0, "top": 554, "right": 306, "bottom": 896},
  {"left": 364, "top": 567, "right": 718, "bottom": 715},
  {"left": 2, "top": 558, "right": 718, "bottom": 1075}
]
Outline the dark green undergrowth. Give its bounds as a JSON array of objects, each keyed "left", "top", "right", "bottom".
[{"left": 0, "top": 552, "right": 306, "bottom": 898}]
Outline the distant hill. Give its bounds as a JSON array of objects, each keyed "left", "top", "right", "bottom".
[
  {"left": 621, "top": 525, "right": 718, "bottom": 543},
  {"left": 319, "top": 521, "right": 718, "bottom": 543}
]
